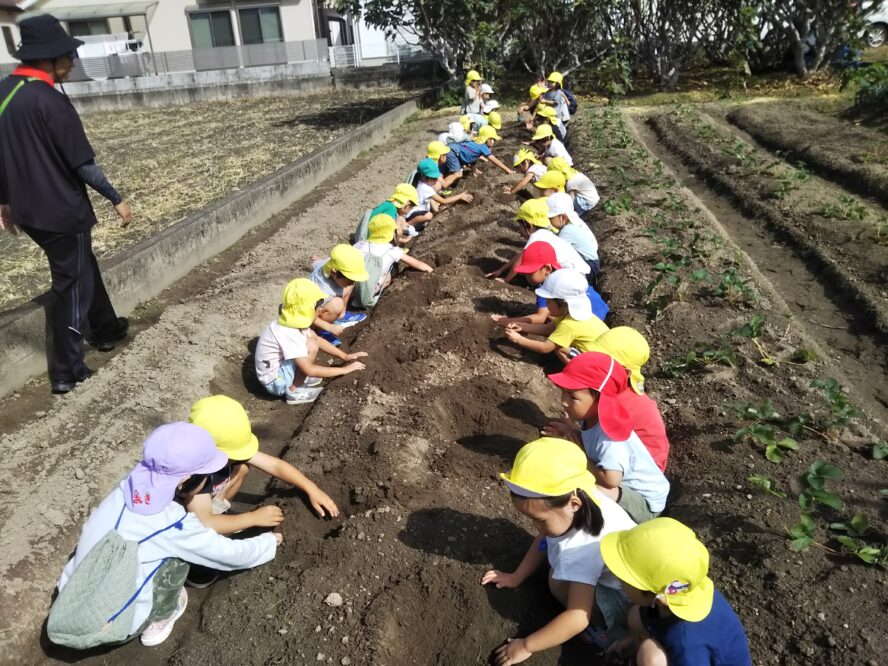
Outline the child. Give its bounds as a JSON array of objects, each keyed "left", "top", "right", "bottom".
[
  {"left": 51, "top": 423, "right": 279, "bottom": 648},
  {"left": 586, "top": 327, "right": 670, "bottom": 471},
  {"left": 547, "top": 191, "right": 600, "bottom": 275},
  {"left": 543, "top": 71, "right": 572, "bottom": 130},
  {"left": 532, "top": 123, "right": 573, "bottom": 166},
  {"left": 503, "top": 148, "right": 548, "bottom": 195},
  {"left": 504, "top": 268, "right": 609, "bottom": 365},
  {"left": 309, "top": 244, "right": 370, "bottom": 344},
  {"left": 462, "top": 69, "right": 484, "bottom": 114},
  {"left": 352, "top": 214, "right": 434, "bottom": 308},
  {"left": 412, "top": 159, "right": 474, "bottom": 230},
  {"left": 601, "top": 518, "right": 753, "bottom": 665},
  {"left": 534, "top": 168, "right": 567, "bottom": 195},
  {"left": 548, "top": 157, "right": 600, "bottom": 215},
  {"left": 481, "top": 437, "right": 636, "bottom": 662},
  {"left": 446, "top": 125, "right": 516, "bottom": 177},
  {"left": 545, "top": 352, "right": 670, "bottom": 524},
  {"left": 437, "top": 121, "right": 468, "bottom": 146},
  {"left": 535, "top": 104, "right": 567, "bottom": 142},
  {"left": 368, "top": 185, "right": 419, "bottom": 243},
  {"left": 426, "top": 141, "right": 463, "bottom": 190},
  {"left": 256, "top": 278, "right": 367, "bottom": 403},
  {"left": 490, "top": 241, "right": 608, "bottom": 329},
  {"left": 518, "top": 83, "right": 548, "bottom": 129},
  {"left": 485, "top": 197, "right": 590, "bottom": 283}
]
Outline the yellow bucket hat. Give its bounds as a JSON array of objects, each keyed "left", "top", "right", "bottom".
[
  {"left": 529, "top": 84, "right": 547, "bottom": 100},
  {"left": 532, "top": 124, "right": 554, "bottom": 141},
  {"left": 391, "top": 183, "right": 419, "bottom": 206},
  {"left": 547, "top": 156, "right": 578, "bottom": 180},
  {"left": 476, "top": 125, "right": 501, "bottom": 142},
  {"left": 486, "top": 110, "right": 502, "bottom": 130},
  {"left": 465, "top": 69, "right": 482, "bottom": 84},
  {"left": 587, "top": 326, "right": 650, "bottom": 394},
  {"left": 278, "top": 277, "right": 327, "bottom": 329},
  {"left": 427, "top": 140, "right": 451, "bottom": 159},
  {"left": 324, "top": 244, "right": 370, "bottom": 282},
  {"left": 459, "top": 115, "right": 471, "bottom": 132},
  {"left": 535, "top": 104, "right": 557, "bottom": 120},
  {"left": 515, "top": 197, "right": 553, "bottom": 229},
  {"left": 535, "top": 169, "right": 566, "bottom": 192},
  {"left": 513, "top": 148, "right": 540, "bottom": 167},
  {"left": 547, "top": 71, "right": 564, "bottom": 85},
  {"left": 367, "top": 214, "right": 397, "bottom": 244},
  {"left": 501, "top": 437, "right": 598, "bottom": 502},
  {"left": 188, "top": 395, "right": 259, "bottom": 462},
  {"left": 601, "top": 518, "right": 715, "bottom": 622}
]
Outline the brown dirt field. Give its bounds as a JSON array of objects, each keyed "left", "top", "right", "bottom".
[
  {"left": 727, "top": 102, "right": 888, "bottom": 207},
  {"left": 8, "top": 106, "right": 888, "bottom": 666}
]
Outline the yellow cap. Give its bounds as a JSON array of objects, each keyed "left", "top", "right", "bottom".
[
  {"left": 465, "top": 69, "right": 482, "bottom": 84},
  {"left": 535, "top": 104, "right": 557, "bottom": 120},
  {"left": 515, "top": 197, "right": 552, "bottom": 229},
  {"left": 532, "top": 124, "right": 554, "bottom": 141},
  {"left": 391, "top": 183, "right": 419, "bottom": 206},
  {"left": 477, "top": 125, "right": 501, "bottom": 142},
  {"left": 529, "top": 84, "right": 546, "bottom": 100},
  {"left": 501, "top": 437, "right": 598, "bottom": 502},
  {"left": 324, "top": 244, "right": 370, "bottom": 282},
  {"left": 587, "top": 327, "right": 649, "bottom": 394},
  {"left": 547, "top": 156, "right": 578, "bottom": 180},
  {"left": 278, "top": 277, "right": 327, "bottom": 329},
  {"left": 486, "top": 110, "right": 502, "bottom": 130},
  {"left": 367, "top": 214, "right": 397, "bottom": 244},
  {"left": 547, "top": 71, "right": 564, "bottom": 85},
  {"left": 427, "top": 140, "right": 451, "bottom": 159},
  {"left": 535, "top": 169, "right": 566, "bottom": 192},
  {"left": 459, "top": 115, "right": 471, "bottom": 132},
  {"left": 601, "top": 518, "right": 715, "bottom": 622},
  {"left": 513, "top": 148, "right": 540, "bottom": 167},
  {"left": 189, "top": 395, "right": 259, "bottom": 462}
]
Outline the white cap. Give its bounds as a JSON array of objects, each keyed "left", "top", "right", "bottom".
[
  {"left": 482, "top": 99, "right": 500, "bottom": 113},
  {"left": 448, "top": 121, "right": 467, "bottom": 143},
  {"left": 535, "top": 269, "right": 592, "bottom": 321},
  {"left": 546, "top": 191, "right": 574, "bottom": 218},
  {"left": 480, "top": 83, "right": 495, "bottom": 95}
]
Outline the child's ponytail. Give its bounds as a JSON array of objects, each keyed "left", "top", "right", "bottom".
[{"left": 534, "top": 487, "right": 605, "bottom": 536}]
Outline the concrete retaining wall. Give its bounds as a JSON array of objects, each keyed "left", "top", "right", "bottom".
[{"left": 0, "top": 96, "right": 427, "bottom": 396}]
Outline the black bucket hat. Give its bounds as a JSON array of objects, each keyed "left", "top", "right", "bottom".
[{"left": 14, "top": 14, "right": 84, "bottom": 61}]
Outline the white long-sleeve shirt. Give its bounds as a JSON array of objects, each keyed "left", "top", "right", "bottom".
[{"left": 58, "top": 483, "right": 278, "bottom": 634}]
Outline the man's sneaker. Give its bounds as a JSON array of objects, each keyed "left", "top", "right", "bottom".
[
  {"left": 140, "top": 587, "right": 188, "bottom": 646},
  {"left": 318, "top": 331, "right": 341, "bottom": 347},
  {"left": 51, "top": 367, "right": 93, "bottom": 395},
  {"left": 334, "top": 311, "right": 367, "bottom": 328},
  {"left": 185, "top": 564, "right": 220, "bottom": 589},
  {"left": 302, "top": 376, "right": 323, "bottom": 388},
  {"left": 92, "top": 317, "right": 129, "bottom": 352},
  {"left": 285, "top": 386, "right": 323, "bottom": 405}
]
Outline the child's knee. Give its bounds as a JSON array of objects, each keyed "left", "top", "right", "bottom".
[
  {"left": 320, "top": 297, "right": 345, "bottom": 320},
  {"left": 636, "top": 638, "right": 668, "bottom": 666}
]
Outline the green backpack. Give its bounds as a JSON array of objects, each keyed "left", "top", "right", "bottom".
[
  {"left": 352, "top": 250, "right": 387, "bottom": 309},
  {"left": 47, "top": 505, "right": 186, "bottom": 649}
]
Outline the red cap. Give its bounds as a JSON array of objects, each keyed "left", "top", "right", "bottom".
[
  {"left": 515, "top": 241, "right": 561, "bottom": 274},
  {"left": 547, "top": 352, "right": 634, "bottom": 440}
]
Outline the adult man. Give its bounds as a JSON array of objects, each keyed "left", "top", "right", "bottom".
[{"left": 0, "top": 14, "right": 133, "bottom": 394}]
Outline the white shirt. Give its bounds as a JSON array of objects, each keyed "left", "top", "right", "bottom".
[
  {"left": 254, "top": 320, "right": 310, "bottom": 384},
  {"left": 59, "top": 485, "right": 277, "bottom": 635},
  {"left": 309, "top": 258, "right": 343, "bottom": 298},
  {"left": 567, "top": 173, "right": 600, "bottom": 208},
  {"left": 546, "top": 138, "right": 573, "bottom": 166},
  {"left": 526, "top": 228, "right": 591, "bottom": 274},
  {"left": 353, "top": 240, "right": 405, "bottom": 293},
  {"left": 546, "top": 490, "right": 636, "bottom": 590},
  {"left": 415, "top": 181, "right": 437, "bottom": 213},
  {"left": 527, "top": 163, "right": 547, "bottom": 182}
]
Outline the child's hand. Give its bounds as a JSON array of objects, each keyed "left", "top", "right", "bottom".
[
  {"left": 485, "top": 267, "right": 504, "bottom": 279},
  {"left": 504, "top": 327, "right": 523, "bottom": 343},
  {"left": 329, "top": 324, "right": 344, "bottom": 337},
  {"left": 460, "top": 193, "right": 474, "bottom": 204},
  {"left": 308, "top": 490, "right": 339, "bottom": 519},
  {"left": 542, "top": 418, "right": 581, "bottom": 444},
  {"left": 490, "top": 314, "right": 508, "bottom": 327},
  {"left": 253, "top": 505, "right": 284, "bottom": 527},
  {"left": 494, "top": 638, "right": 532, "bottom": 666},
  {"left": 344, "top": 361, "right": 366, "bottom": 373},
  {"left": 505, "top": 169, "right": 517, "bottom": 176},
  {"left": 501, "top": 185, "right": 513, "bottom": 194},
  {"left": 480, "top": 569, "right": 520, "bottom": 589},
  {"left": 423, "top": 266, "right": 434, "bottom": 273},
  {"left": 347, "top": 351, "right": 368, "bottom": 360}
]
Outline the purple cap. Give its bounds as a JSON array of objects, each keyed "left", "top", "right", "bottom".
[{"left": 124, "top": 422, "right": 229, "bottom": 515}]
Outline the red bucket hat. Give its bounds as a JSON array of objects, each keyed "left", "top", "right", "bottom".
[
  {"left": 547, "top": 352, "right": 633, "bottom": 440},
  {"left": 515, "top": 241, "right": 561, "bottom": 274}
]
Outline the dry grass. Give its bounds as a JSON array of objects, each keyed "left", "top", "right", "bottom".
[{"left": 0, "top": 87, "right": 417, "bottom": 309}]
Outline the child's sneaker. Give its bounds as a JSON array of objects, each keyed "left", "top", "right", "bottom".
[
  {"left": 334, "top": 311, "right": 367, "bottom": 328},
  {"left": 140, "top": 587, "right": 188, "bottom": 646},
  {"left": 185, "top": 564, "right": 220, "bottom": 589},
  {"left": 302, "top": 376, "right": 323, "bottom": 388},
  {"left": 440, "top": 188, "right": 453, "bottom": 196},
  {"left": 285, "top": 386, "right": 323, "bottom": 405},
  {"left": 318, "top": 331, "right": 341, "bottom": 346},
  {"left": 404, "top": 225, "right": 419, "bottom": 237}
]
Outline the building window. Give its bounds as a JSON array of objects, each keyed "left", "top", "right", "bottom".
[
  {"left": 68, "top": 19, "right": 111, "bottom": 37},
  {"left": 188, "top": 10, "right": 235, "bottom": 49},
  {"left": 238, "top": 6, "right": 283, "bottom": 45},
  {"left": 2, "top": 26, "right": 14, "bottom": 56}
]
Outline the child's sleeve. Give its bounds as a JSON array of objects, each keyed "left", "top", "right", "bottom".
[
  {"left": 158, "top": 514, "right": 277, "bottom": 571},
  {"left": 547, "top": 319, "right": 575, "bottom": 350},
  {"left": 551, "top": 540, "right": 606, "bottom": 587},
  {"left": 596, "top": 439, "right": 632, "bottom": 474}
]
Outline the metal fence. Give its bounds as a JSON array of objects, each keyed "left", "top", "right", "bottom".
[{"left": 329, "top": 43, "right": 433, "bottom": 68}]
